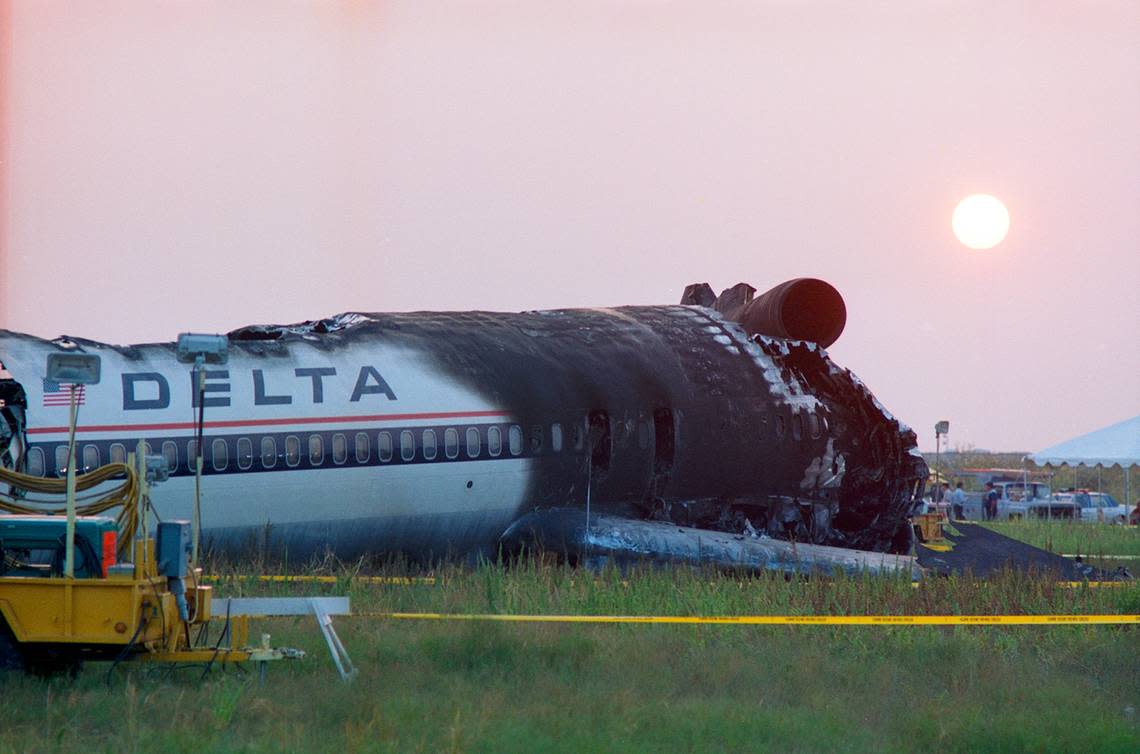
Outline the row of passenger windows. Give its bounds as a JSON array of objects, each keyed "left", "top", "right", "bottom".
[
  {"left": 23, "top": 423, "right": 564, "bottom": 477},
  {"left": 768, "top": 412, "right": 825, "bottom": 442},
  {"left": 23, "top": 410, "right": 822, "bottom": 477}
]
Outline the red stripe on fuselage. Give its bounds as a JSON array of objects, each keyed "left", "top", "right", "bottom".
[{"left": 26, "top": 410, "right": 511, "bottom": 435}]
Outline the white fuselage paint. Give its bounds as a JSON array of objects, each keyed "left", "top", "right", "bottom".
[{"left": 0, "top": 333, "right": 534, "bottom": 556}]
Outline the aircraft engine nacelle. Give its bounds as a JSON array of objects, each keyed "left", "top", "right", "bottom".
[{"left": 682, "top": 277, "right": 847, "bottom": 348}]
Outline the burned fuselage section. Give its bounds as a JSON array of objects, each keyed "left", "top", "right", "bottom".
[
  {"left": 0, "top": 278, "right": 926, "bottom": 562},
  {"left": 642, "top": 278, "right": 927, "bottom": 554},
  {"left": 220, "top": 278, "right": 924, "bottom": 556}
]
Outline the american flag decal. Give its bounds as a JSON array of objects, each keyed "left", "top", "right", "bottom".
[{"left": 42, "top": 382, "right": 86, "bottom": 407}]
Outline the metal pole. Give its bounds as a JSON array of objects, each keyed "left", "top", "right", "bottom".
[
  {"left": 935, "top": 430, "right": 941, "bottom": 515},
  {"left": 63, "top": 385, "right": 78, "bottom": 579},
  {"left": 193, "top": 360, "right": 204, "bottom": 565},
  {"left": 193, "top": 455, "right": 202, "bottom": 564},
  {"left": 137, "top": 438, "right": 148, "bottom": 572}
]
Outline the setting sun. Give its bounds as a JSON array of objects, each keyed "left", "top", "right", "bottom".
[{"left": 952, "top": 194, "right": 1010, "bottom": 250}]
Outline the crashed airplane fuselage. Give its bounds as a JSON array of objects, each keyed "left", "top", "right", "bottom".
[{"left": 0, "top": 279, "right": 927, "bottom": 566}]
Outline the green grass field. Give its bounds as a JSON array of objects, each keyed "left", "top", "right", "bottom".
[
  {"left": 2, "top": 616, "right": 1136, "bottom": 753},
  {"left": 2, "top": 526, "right": 1138, "bottom": 753},
  {"left": 982, "top": 521, "right": 1140, "bottom": 565}
]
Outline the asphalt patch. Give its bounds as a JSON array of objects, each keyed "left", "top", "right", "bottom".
[{"left": 916, "top": 522, "right": 1121, "bottom": 580}]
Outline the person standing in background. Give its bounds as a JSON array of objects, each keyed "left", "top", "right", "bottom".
[
  {"left": 984, "top": 482, "right": 999, "bottom": 521},
  {"left": 938, "top": 482, "right": 951, "bottom": 515},
  {"left": 950, "top": 482, "right": 967, "bottom": 520}
]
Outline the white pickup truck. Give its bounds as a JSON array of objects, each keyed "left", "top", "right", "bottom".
[{"left": 960, "top": 481, "right": 1079, "bottom": 521}]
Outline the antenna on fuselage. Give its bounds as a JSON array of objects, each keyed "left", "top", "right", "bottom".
[{"left": 176, "top": 333, "right": 228, "bottom": 566}]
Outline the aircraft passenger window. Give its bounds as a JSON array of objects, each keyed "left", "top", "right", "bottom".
[
  {"left": 354, "top": 432, "right": 370, "bottom": 463},
  {"left": 285, "top": 436, "right": 301, "bottom": 467},
  {"left": 26, "top": 447, "right": 45, "bottom": 477},
  {"left": 261, "top": 436, "right": 277, "bottom": 469},
  {"left": 509, "top": 425, "right": 523, "bottom": 457},
  {"left": 309, "top": 435, "right": 324, "bottom": 465},
  {"left": 400, "top": 431, "right": 414, "bottom": 462},
  {"left": 83, "top": 444, "right": 100, "bottom": 472},
  {"left": 808, "top": 413, "right": 822, "bottom": 440},
  {"left": 162, "top": 441, "right": 178, "bottom": 472},
  {"left": 529, "top": 425, "right": 543, "bottom": 453},
  {"left": 551, "top": 423, "right": 563, "bottom": 453},
  {"left": 110, "top": 443, "right": 126, "bottom": 466},
  {"left": 487, "top": 427, "right": 502, "bottom": 457},
  {"left": 444, "top": 428, "right": 459, "bottom": 460},
  {"left": 144, "top": 441, "right": 153, "bottom": 457},
  {"left": 792, "top": 414, "right": 803, "bottom": 442},
  {"left": 379, "top": 432, "right": 394, "bottom": 462},
  {"left": 466, "top": 427, "right": 481, "bottom": 458},
  {"left": 423, "top": 430, "right": 438, "bottom": 461},
  {"left": 55, "top": 445, "right": 70, "bottom": 476},
  {"left": 571, "top": 422, "right": 584, "bottom": 451},
  {"left": 237, "top": 437, "right": 254, "bottom": 470},
  {"left": 211, "top": 439, "right": 228, "bottom": 471},
  {"left": 186, "top": 440, "right": 199, "bottom": 471},
  {"left": 775, "top": 415, "right": 786, "bottom": 439},
  {"left": 332, "top": 433, "right": 347, "bottom": 465}
]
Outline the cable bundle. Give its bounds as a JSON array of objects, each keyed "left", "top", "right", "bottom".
[{"left": 0, "top": 463, "right": 139, "bottom": 557}]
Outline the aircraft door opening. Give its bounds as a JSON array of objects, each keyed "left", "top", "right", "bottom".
[
  {"left": 652, "top": 407, "right": 674, "bottom": 496},
  {"left": 587, "top": 410, "right": 611, "bottom": 474}
]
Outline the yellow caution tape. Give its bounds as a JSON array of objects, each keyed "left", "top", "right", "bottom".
[
  {"left": 200, "top": 574, "right": 1129, "bottom": 589},
  {"left": 1061, "top": 554, "right": 1138, "bottom": 560},
  {"left": 1057, "top": 581, "right": 1130, "bottom": 588},
  {"left": 906, "top": 581, "right": 1129, "bottom": 588},
  {"left": 199, "top": 575, "right": 1134, "bottom": 591},
  {"left": 203, "top": 574, "right": 436, "bottom": 585},
  {"left": 352, "top": 612, "right": 1139, "bottom": 626}
]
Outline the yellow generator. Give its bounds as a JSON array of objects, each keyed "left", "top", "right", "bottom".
[{"left": 1, "top": 456, "right": 299, "bottom": 676}]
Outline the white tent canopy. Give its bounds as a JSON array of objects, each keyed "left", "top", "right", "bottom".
[
  {"left": 1029, "top": 415, "right": 1139, "bottom": 507},
  {"left": 1028, "top": 415, "right": 1140, "bottom": 468}
]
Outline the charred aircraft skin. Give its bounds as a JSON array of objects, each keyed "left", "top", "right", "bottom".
[{"left": 0, "top": 279, "right": 926, "bottom": 564}]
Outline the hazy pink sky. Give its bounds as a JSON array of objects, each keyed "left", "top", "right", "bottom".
[{"left": 2, "top": 1, "right": 1138, "bottom": 452}]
